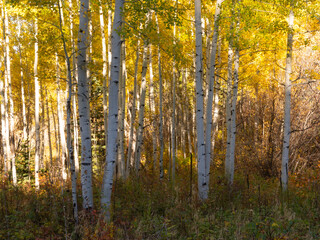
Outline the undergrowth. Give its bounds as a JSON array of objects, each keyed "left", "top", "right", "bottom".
[{"left": 1, "top": 169, "right": 320, "bottom": 239}]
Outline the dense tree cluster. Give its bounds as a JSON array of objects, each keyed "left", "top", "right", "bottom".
[{"left": 1, "top": 0, "right": 320, "bottom": 238}]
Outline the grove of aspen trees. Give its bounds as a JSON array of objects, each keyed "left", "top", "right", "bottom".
[{"left": 1, "top": 0, "right": 320, "bottom": 239}]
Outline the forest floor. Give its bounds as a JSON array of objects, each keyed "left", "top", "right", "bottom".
[{"left": 1, "top": 167, "right": 320, "bottom": 239}]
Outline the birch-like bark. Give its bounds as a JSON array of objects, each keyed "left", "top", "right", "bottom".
[
  {"left": 195, "top": 0, "right": 207, "bottom": 200},
  {"left": 225, "top": 41, "right": 233, "bottom": 183},
  {"left": 99, "top": 2, "right": 108, "bottom": 150},
  {"left": 0, "top": 87, "right": 7, "bottom": 172},
  {"left": 117, "top": 39, "right": 126, "bottom": 178},
  {"left": 1, "top": 5, "right": 9, "bottom": 173},
  {"left": 229, "top": 47, "right": 239, "bottom": 185},
  {"left": 4, "top": 8, "right": 16, "bottom": 184},
  {"left": 155, "top": 13, "right": 164, "bottom": 179},
  {"left": 101, "top": 0, "right": 124, "bottom": 220},
  {"left": 17, "top": 17, "right": 27, "bottom": 141},
  {"left": 281, "top": 8, "right": 294, "bottom": 191},
  {"left": 211, "top": 40, "right": 221, "bottom": 153},
  {"left": 45, "top": 89, "right": 53, "bottom": 177},
  {"left": 204, "top": 0, "right": 223, "bottom": 185},
  {"left": 58, "top": 0, "right": 78, "bottom": 222},
  {"left": 135, "top": 40, "right": 149, "bottom": 172},
  {"left": 126, "top": 40, "right": 140, "bottom": 175},
  {"left": 149, "top": 45, "right": 157, "bottom": 171},
  {"left": 0, "top": 56, "right": 7, "bottom": 173},
  {"left": 77, "top": 0, "right": 93, "bottom": 209},
  {"left": 56, "top": 53, "right": 68, "bottom": 182},
  {"left": 69, "top": 0, "right": 79, "bottom": 175},
  {"left": 34, "top": 19, "right": 40, "bottom": 189}
]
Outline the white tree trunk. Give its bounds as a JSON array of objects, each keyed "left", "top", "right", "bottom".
[
  {"left": 135, "top": 40, "right": 149, "bottom": 172},
  {"left": 58, "top": 0, "right": 79, "bottom": 222},
  {"left": 45, "top": 89, "right": 53, "bottom": 176},
  {"left": 281, "top": 9, "right": 294, "bottom": 191},
  {"left": 56, "top": 53, "right": 68, "bottom": 182},
  {"left": 4, "top": 8, "right": 16, "bottom": 184},
  {"left": 155, "top": 13, "right": 164, "bottom": 179},
  {"left": 101, "top": 0, "right": 124, "bottom": 220},
  {"left": 211, "top": 39, "right": 221, "bottom": 154},
  {"left": 17, "top": 17, "right": 27, "bottom": 142},
  {"left": 127, "top": 40, "right": 140, "bottom": 175},
  {"left": 195, "top": 0, "right": 208, "bottom": 200},
  {"left": 69, "top": 0, "right": 79, "bottom": 176},
  {"left": 99, "top": 2, "right": 108, "bottom": 151},
  {"left": 0, "top": 59, "right": 8, "bottom": 173},
  {"left": 77, "top": 0, "right": 93, "bottom": 209},
  {"left": 117, "top": 40, "right": 126, "bottom": 178},
  {"left": 34, "top": 19, "right": 40, "bottom": 189},
  {"left": 229, "top": 47, "right": 239, "bottom": 185},
  {"left": 204, "top": 0, "right": 223, "bottom": 185},
  {"left": 149, "top": 45, "right": 157, "bottom": 171},
  {"left": 225, "top": 41, "right": 233, "bottom": 184}
]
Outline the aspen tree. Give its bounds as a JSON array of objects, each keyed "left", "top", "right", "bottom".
[
  {"left": 155, "top": 13, "right": 164, "bottom": 179},
  {"left": 58, "top": 0, "right": 78, "bottom": 221},
  {"left": 225, "top": 7, "right": 234, "bottom": 184},
  {"left": 149, "top": 44, "right": 157, "bottom": 171},
  {"left": 205, "top": 0, "right": 223, "bottom": 185},
  {"left": 172, "top": 22, "right": 176, "bottom": 182},
  {"left": 101, "top": 0, "right": 124, "bottom": 220},
  {"left": 0, "top": 3, "right": 8, "bottom": 174},
  {"left": 225, "top": 2, "right": 239, "bottom": 185},
  {"left": 34, "top": 19, "right": 40, "bottom": 189},
  {"left": 117, "top": 39, "right": 126, "bottom": 177},
  {"left": 211, "top": 40, "right": 221, "bottom": 154},
  {"left": 281, "top": 6, "right": 294, "bottom": 191},
  {"left": 4, "top": 6, "right": 16, "bottom": 184},
  {"left": 17, "top": 17, "right": 27, "bottom": 142},
  {"left": 135, "top": 12, "right": 151, "bottom": 172},
  {"left": 0, "top": 57, "right": 7, "bottom": 173},
  {"left": 135, "top": 39, "right": 149, "bottom": 172},
  {"left": 127, "top": 40, "right": 140, "bottom": 175},
  {"left": 56, "top": 53, "right": 68, "bottom": 182},
  {"left": 99, "top": 1, "right": 108, "bottom": 149},
  {"left": 195, "top": 0, "right": 208, "bottom": 200},
  {"left": 78, "top": 0, "right": 93, "bottom": 209},
  {"left": 69, "top": 0, "right": 79, "bottom": 175}
]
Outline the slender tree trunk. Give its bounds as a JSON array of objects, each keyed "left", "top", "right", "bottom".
[
  {"left": 58, "top": 0, "right": 79, "bottom": 222},
  {"left": 204, "top": 0, "right": 223, "bottom": 185},
  {"left": 34, "top": 19, "right": 40, "bottom": 189},
  {"left": 4, "top": 7, "right": 16, "bottom": 184},
  {"left": 149, "top": 45, "right": 157, "bottom": 171},
  {"left": 225, "top": 41, "right": 233, "bottom": 184},
  {"left": 46, "top": 89, "right": 53, "bottom": 178},
  {"left": 77, "top": 0, "right": 93, "bottom": 210},
  {"left": 56, "top": 53, "right": 68, "bottom": 182},
  {"left": 171, "top": 21, "right": 176, "bottom": 182},
  {"left": 126, "top": 40, "right": 140, "bottom": 175},
  {"left": 117, "top": 39, "right": 126, "bottom": 178},
  {"left": 17, "top": 17, "right": 27, "bottom": 142},
  {"left": 155, "top": 13, "right": 164, "bottom": 179},
  {"left": 211, "top": 40, "right": 221, "bottom": 154},
  {"left": 0, "top": 61, "right": 7, "bottom": 173},
  {"left": 229, "top": 47, "right": 239, "bottom": 186},
  {"left": 135, "top": 40, "right": 149, "bottom": 172},
  {"left": 101, "top": 0, "right": 124, "bottom": 220},
  {"left": 195, "top": 0, "right": 207, "bottom": 200},
  {"left": 99, "top": 1, "right": 108, "bottom": 151},
  {"left": 69, "top": 0, "right": 79, "bottom": 176},
  {"left": 281, "top": 8, "right": 294, "bottom": 191}
]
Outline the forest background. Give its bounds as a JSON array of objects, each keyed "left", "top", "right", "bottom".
[{"left": 1, "top": 0, "right": 320, "bottom": 239}]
